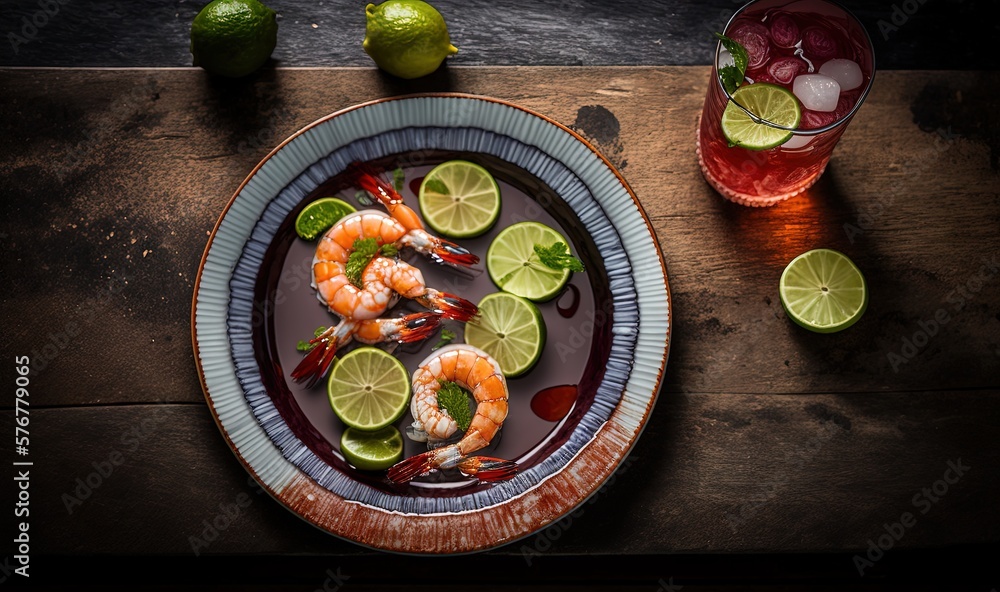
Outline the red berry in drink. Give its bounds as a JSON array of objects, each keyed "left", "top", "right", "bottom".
[
  {"left": 769, "top": 13, "right": 800, "bottom": 48},
  {"left": 768, "top": 56, "right": 807, "bottom": 84},
  {"left": 729, "top": 21, "right": 771, "bottom": 69},
  {"left": 802, "top": 26, "right": 838, "bottom": 59}
]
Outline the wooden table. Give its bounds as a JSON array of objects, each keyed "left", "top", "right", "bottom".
[{"left": 2, "top": 5, "right": 999, "bottom": 588}]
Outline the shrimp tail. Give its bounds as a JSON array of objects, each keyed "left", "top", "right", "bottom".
[
  {"left": 416, "top": 289, "right": 479, "bottom": 322},
  {"left": 347, "top": 161, "right": 401, "bottom": 205},
  {"left": 431, "top": 240, "right": 480, "bottom": 267},
  {"left": 289, "top": 337, "right": 338, "bottom": 388},
  {"left": 290, "top": 322, "right": 353, "bottom": 387},
  {"left": 386, "top": 450, "right": 436, "bottom": 484},
  {"left": 457, "top": 456, "right": 519, "bottom": 482},
  {"left": 393, "top": 312, "right": 442, "bottom": 343}
]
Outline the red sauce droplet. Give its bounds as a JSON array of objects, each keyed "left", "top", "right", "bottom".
[
  {"left": 409, "top": 176, "right": 425, "bottom": 196},
  {"left": 531, "top": 384, "right": 578, "bottom": 422},
  {"left": 556, "top": 283, "right": 581, "bottom": 318}
]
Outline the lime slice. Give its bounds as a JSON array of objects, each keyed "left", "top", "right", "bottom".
[
  {"left": 327, "top": 347, "right": 410, "bottom": 430},
  {"left": 779, "top": 249, "right": 868, "bottom": 333},
  {"left": 486, "top": 221, "right": 572, "bottom": 301},
  {"left": 464, "top": 292, "right": 546, "bottom": 377},
  {"left": 295, "top": 197, "right": 357, "bottom": 241},
  {"left": 419, "top": 160, "right": 502, "bottom": 238},
  {"left": 340, "top": 426, "right": 403, "bottom": 471},
  {"left": 722, "top": 83, "right": 802, "bottom": 151}
]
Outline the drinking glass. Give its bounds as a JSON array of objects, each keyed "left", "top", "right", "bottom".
[{"left": 697, "top": 0, "right": 876, "bottom": 206}]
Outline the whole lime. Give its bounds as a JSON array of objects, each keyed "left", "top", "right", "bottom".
[
  {"left": 363, "top": 0, "right": 458, "bottom": 79},
  {"left": 191, "top": 0, "right": 278, "bottom": 78}
]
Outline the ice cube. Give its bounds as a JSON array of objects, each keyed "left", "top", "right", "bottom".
[
  {"left": 793, "top": 74, "right": 841, "bottom": 112},
  {"left": 717, "top": 48, "right": 735, "bottom": 70},
  {"left": 781, "top": 133, "right": 814, "bottom": 150},
  {"left": 819, "top": 58, "right": 863, "bottom": 91}
]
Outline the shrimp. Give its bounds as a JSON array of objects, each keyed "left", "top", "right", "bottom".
[
  {"left": 290, "top": 312, "right": 441, "bottom": 388},
  {"left": 347, "top": 161, "right": 481, "bottom": 268},
  {"left": 312, "top": 211, "right": 478, "bottom": 321},
  {"left": 387, "top": 345, "right": 518, "bottom": 484}
]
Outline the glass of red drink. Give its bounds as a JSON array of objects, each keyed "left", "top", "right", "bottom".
[{"left": 697, "top": 0, "right": 876, "bottom": 207}]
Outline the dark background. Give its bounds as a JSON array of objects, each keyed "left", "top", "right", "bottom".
[
  {"left": 0, "top": 0, "right": 994, "bottom": 69},
  {"left": 3, "top": 0, "right": 999, "bottom": 590}
]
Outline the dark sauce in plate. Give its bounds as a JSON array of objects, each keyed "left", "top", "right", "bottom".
[{"left": 252, "top": 152, "right": 614, "bottom": 497}]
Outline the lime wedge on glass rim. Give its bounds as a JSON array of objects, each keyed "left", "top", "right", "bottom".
[
  {"left": 486, "top": 221, "right": 573, "bottom": 302},
  {"left": 779, "top": 249, "right": 868, "bottom": 333},
  {"left": 722, "top": 83, "right": 802, "bottom": 151},
  {"left": 464, "top": 292, "right": 546, "bottom": 378},
  {"left": 327, "top": 347, "right": 410, "bottom": 431},
  {"left": 419, "top": 160, "right": 502, "bottom": 238},
  {"left": 340, "top": 426, "right": 403, "bottom": 471},
  {"left": 295, "top": 197, "right": 357, "bottom": 240}
]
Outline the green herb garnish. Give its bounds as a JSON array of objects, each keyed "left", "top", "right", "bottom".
[
  {"left": 345, "top": 238, "right": 380, "bottom": 288},
  {"left": 346, "top": 238, "right": 399, "bottom": 287},
  {"left": 392, "top": 167, "right": 406, "bottom": 192},
  {"left": 432, "top": 328, "right": 456, "bottom": 350},
  {"left": 534, "top": 242, "right": 585, "bottom": 273},
  {"left": 714, "top": 32, "right": 749, "bottom": 95},
  {"left": 436, "top": 380, "right": 472, "bottom": 431},
  {"left": 424, "top": 178, "right": 449, "bottom": 195},
  {"left": 355, "top": 190, "right": 373, "bottom": 206},
  {"left": 296, "top": 326, "right": 328, "bottom": 351}
]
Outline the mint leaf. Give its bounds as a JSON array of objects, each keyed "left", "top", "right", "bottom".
[
  {"left": 534, "top": 242, "right": 585, "bottom": 273},
  {"left": 436, "top": 380, "right": 472, "bottom": 431},
  {"left": 345, "top": 237, "right": 380, "bottom": 288},
  {"left": 432, "top": 328, "right": 456, "bottom": 351},
  {"left": 392, "top": 167, "right": 405, "bottom": 192},
  {"left": 718, "top": 64, "right": 744, "bottom": 96},
  {"left": 424, "top": 178, "right": 449, "bottom": 195},
  {"left": 714, "top": 32, "right": 749, "bottom": 94},
  {"left": 297, "top": 326, "right": 328, "bottom": 352}
]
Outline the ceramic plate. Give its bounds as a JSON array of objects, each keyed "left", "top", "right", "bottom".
[{"left": 192, "top": 94, "right": 671, "bottom": 553}]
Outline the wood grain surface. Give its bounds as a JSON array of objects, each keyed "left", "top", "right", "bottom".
[
  {"left": 1, "top": 66, "right": 998, "bottom": 575},
  {"left": 0, "top": 0, "right": 993, "bottom": 69}
]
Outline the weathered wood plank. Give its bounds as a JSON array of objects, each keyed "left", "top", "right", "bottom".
[
  {"left": 1, "top": 68, "right": 997, "bottom": 407},
  {"left": 20, "top": 393, "right": 1000, "bottom": 555},
  {"left": 0, "top": 0, "right": 990, "bottom": 69}
]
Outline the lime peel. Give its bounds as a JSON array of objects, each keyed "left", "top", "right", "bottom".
[
  {"left": 486, "top": 221, "right": 573, "bottom": 302},
  {"left": 722, "top": 83, "right": 802, "bottom": 151},
  {"left": 340, "top": 426, "right": 404, "bottom": 471},
  {"left": 779, "top": 249, "right": 867, "bottom": 333},
  {"left": 419, "top": 160, "right": 502, "bottom": 239},
  {"left": 464, "top": 292, "right": 546, "bottom": 378},
  {"left": 363, "top": 0, "right": 457, "bottom": 79},
  {"left": 327, "top": 347, "right": 410, "bottom": 430}
]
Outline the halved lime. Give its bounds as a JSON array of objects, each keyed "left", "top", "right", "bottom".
[
  {"left": 779, "top": 249, "right": 867, "bottom": 333},
  {"left": 295, "top": 197, "right": 357, "bottom": 241},
  {"left": 419, "top": 160, "right": 502, "bottom": 238},
  {"left": 327, "top": 347, "right": 410, "bottom": 430},
  {"left": 340, "top": 426, "right": 403, "bottom": 471},
  {"left": 722, "top": 83, "right": 802, "bottom": 151},
  {"left": 464, "top": 292, "right": 546, "bottom": 377},
  {"left": 486, "top": 221, "right": 572, "bottom": 302}
]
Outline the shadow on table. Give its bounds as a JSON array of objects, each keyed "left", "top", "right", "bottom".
[
  {"left": 372, "top": 64, "right": 462, "bottom": 96},
  {"left": 197, "top": 61, "right": 290, "bottom": 150}
]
